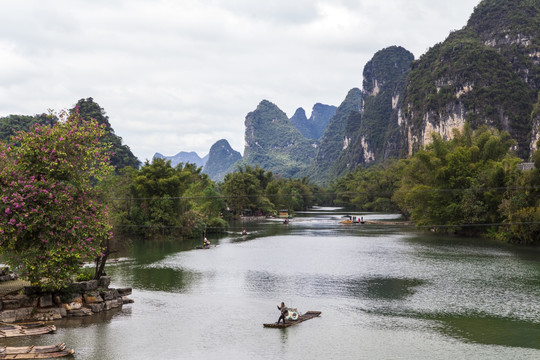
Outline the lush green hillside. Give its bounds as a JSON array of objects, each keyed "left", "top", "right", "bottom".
[
  {"left": 401, "top": 0, "right": 539, "bottom": 159},
  {"left": 243, "top": 100, "right": 317, "bottom": 178},
  {"left": 72, "top": 98, "right": 141, "bottom": 170}
]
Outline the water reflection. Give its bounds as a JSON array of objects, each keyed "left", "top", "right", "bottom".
[
  {"left": 367, "top": 308, "right": 540, "bottom": 350},
  {"left": 361, "top": 277, "right": 424, "bottom": 300},
  {"left": 8, "top": 209, "right": 538, "bottom": 359},
  {"left": 130, "top": 266, "right": 200, "bottom": 293},
  {"left": 243, "top": 270, "right": 424, "bottom": 302}
]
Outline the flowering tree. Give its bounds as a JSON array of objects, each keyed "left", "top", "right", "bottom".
[{"left": 0, "top": 110, "right": 113, "bottom": 290}]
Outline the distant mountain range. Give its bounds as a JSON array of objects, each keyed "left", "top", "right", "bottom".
[
  {"left": 11, "top": 0, "right": 526, "bottom": 186},
  {"left": 153, "top": 151, "right": 208, "bottom": 168},
  {"left": 163, "top": 0, "right": 531, "bottom": 184}
]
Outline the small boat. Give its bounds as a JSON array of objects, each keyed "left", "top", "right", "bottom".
[
  {"left": 340, "top": 215, "right": 353, "bottom": 224},
  {"left": 194, "top": 245, "right": 217, "bottom": 249},
  {"left": 0, "top": 323, "right": 56, "bottom": 338},
  {"left": 277, "top": 209, "right": 290, "bottom": 218},
  {"left": 263, "top": 311, "right": 321, "bottom": 328},
  {"left": 0, "top": 343, "right": 74, "bottom": 359}
]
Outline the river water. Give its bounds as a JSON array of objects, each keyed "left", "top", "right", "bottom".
[{"left": 3, "top": 208, "right": 540, "bottom": 359}]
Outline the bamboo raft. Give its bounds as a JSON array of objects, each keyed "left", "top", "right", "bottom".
[
  {"left": 194, "top": 245, "right": 217, "bottom": 249},
  {"left": 263, "top": 311, "right": 321, "bottom": 328},
  {"left": 0, "top": 323, "right": 56, "bottom": 338},
  {"left": 0, "top": 343, "right": 74, "bottom": 359}
]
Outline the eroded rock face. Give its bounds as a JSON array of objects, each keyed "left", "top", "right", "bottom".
[
  {"left": 0, "top": 276, "right": 133, "bottom": 323},
  {"left": 400, "top": 0, "right": 539, "bottom": 159},
  {"left": 331, "top": 46, "right": 413, "bottom": 178},
  {"left": 531, "top": 96, "right": 540, "bottom": 158}
]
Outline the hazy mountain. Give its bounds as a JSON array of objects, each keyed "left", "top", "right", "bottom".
[
  {"left": 202, "top": 139, "right": 242, "bottom": 182},
  {"left": 290, "top": 103, "right": 337, "bottom": 140},
  {"left": 153, "top": 151, "right": 208, "bottom": 168}
]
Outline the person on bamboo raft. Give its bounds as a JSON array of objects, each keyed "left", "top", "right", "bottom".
[
  {"left": 277, "top": 302, "right": 287, "bottom": 325},
  {"left": 203, "top": 237, "right": 211, "bottom": 248}
]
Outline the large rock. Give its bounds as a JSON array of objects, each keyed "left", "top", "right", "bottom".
[
  {"left": 0, "top": 308, "right": 32, "bottom": 323},
  {"left": 63, "top": 298, "right": 83, "bottom": 311},
  {"left": 39, "top": 293, "right": 53, "bottom": 308},
  {"left": 83, "top": 291, "right": 103, "bottom": 304},
  {"left": 2, "top": 294, "right": 35, "bottom": 309},
  {"left": 101, "top": 289, "right": 118, "bottom": 301},
  {"left": 79, "top": 280, "right": 99, "bottom": 292},
  {"left": 90, "top": 303, "right": 104, "bottom": 313},
  {"left": 116, "top": 287, "right": 132, "bottom": 296},
  {"left": 98, "top": 276, "right": 111, "bottom": 289}
]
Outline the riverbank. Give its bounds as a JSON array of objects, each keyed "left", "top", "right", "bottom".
[{"left": 0, "top": 276, "right": 132, "bottom": 323}]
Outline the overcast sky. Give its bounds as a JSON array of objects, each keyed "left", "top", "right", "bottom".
[{"left": 0, "top": 0, "right": 481, "bottom": 162}]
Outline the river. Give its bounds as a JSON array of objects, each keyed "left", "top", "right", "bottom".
[{"left": 3, "top": 208, "right": 540, "bottom": 359}]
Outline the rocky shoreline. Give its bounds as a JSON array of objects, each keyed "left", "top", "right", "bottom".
[{"left": 0, "top": 276, "right": 132, "bottom": 323}]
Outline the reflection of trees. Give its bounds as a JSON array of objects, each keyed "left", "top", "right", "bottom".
[
  {"left": 242, "top": 271, "right": 423, "bottom": 301},
  {"left": 131, "top": 267, "right": 200, "bottom": 293}
]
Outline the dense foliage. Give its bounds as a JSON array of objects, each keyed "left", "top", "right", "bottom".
[
  {"left": 0, "top": 111, "right": 113, "bottom": 290},
  {"left": 332, "top": 161, "right": 404, "bottom": 213},
  {"left": 334, "top": 124, "right": 540, "bottom": 244},
  {"left": 469, "top": 0, "right": 540, "bottom": 43},
  {"left": 110, "top": 158, "right": 226, "bottom": 239},
  {"left": 221, "top": 165, "right": 319, "bottom": 216},
  {"left": 393, "top": 125, "right": 517, "bottom": 232}
]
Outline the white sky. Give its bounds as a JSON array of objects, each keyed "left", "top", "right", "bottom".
[{"left": 0, "top": 0, "right": 480, "bottom": 162}]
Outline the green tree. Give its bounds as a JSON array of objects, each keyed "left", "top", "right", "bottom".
[
  {"left": 222, "top": 167, "right": 266, "bottom": 216},
  {"left": 122, "top": 158, "right": 225, "bottom": 238},
  {"left": 332, "top": 160, "right": 404, "bottom": 212},
  {"left": 0, "top": 111, "right": 113, "bottom": 290},
  {"left": 393, "top": 125, "right": 519, "bottom": 234},
  {"left": 498, "top": 141, "right": 540, "bottom": 244}
]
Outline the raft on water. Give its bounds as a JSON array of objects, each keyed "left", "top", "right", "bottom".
[
  {"left": 194, "top": 245, "right": 217, "bottom": 249},
  {"left": 0, "top": 323, "right": 56, "bottom": 338},
  {"left": 263, "top": 311, "right": 321, "bottom": 328},
  {"left": 0, "top": 343, "right": 74, "bottom": 359}
]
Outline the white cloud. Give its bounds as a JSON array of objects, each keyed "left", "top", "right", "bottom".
[{"left": 0, "top": 0, "right": 480, "bottom": 162}]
